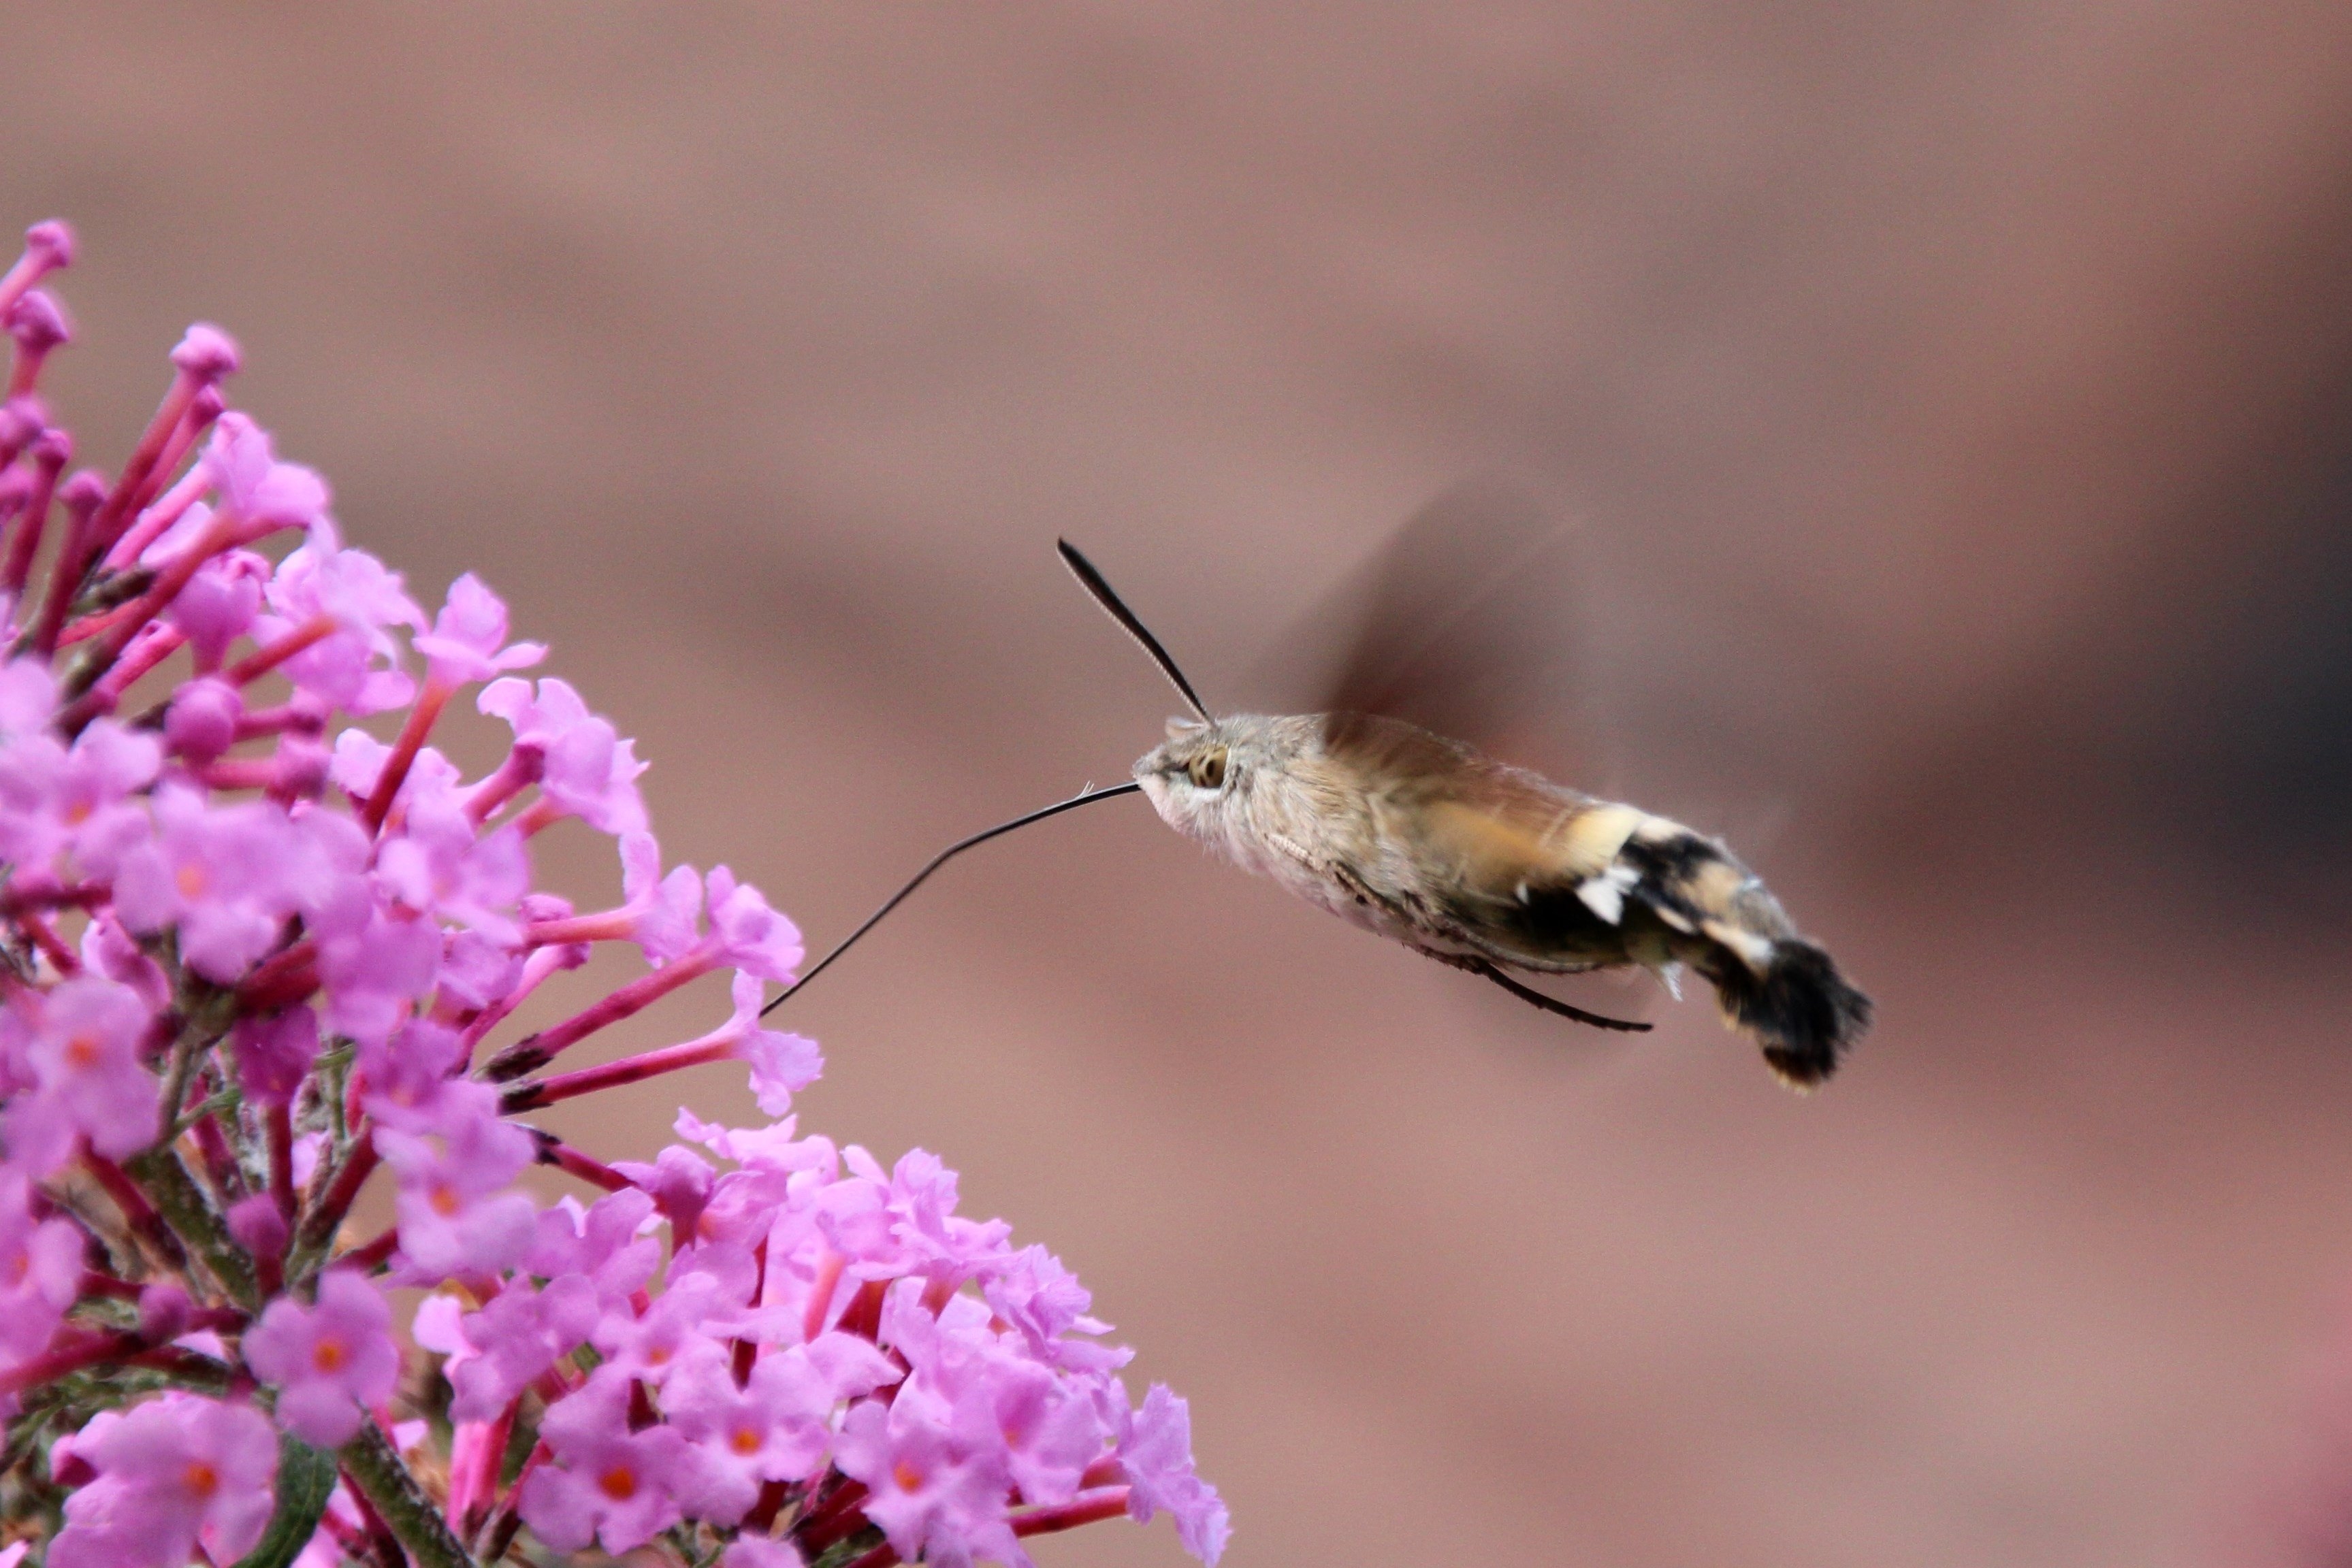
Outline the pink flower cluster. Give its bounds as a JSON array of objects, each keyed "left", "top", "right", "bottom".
[{"left": 0, "top": 223, "right": 1225, "bottom": 1568}]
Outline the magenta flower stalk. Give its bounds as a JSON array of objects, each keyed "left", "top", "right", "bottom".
[{"left": 0, "top": 221, "right": 1228, "bottom": 1568}]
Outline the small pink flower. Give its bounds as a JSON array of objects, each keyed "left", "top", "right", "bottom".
[
  {"left": 0, "top": 1174, "right": 82, "bottom": 1365},
  {"left": 46, "top": 1392, "right": 278, "bottom": 1568},
  {"left": 415, "top": 574, "right": 544, "bottom": 689},
  {"left": 244, "top": 1269, "right": 401, "bottom": 1446},
  {"left": 478, "top": 675, "right": 647, "bottom": 834},
  {"left": 518, "top": 1371, "right": 695, "bottom": 1555},
  {"left": 15, "top": 975, "right": 159, "bottom": 1162},
  {"left": 200, "top": 413, "right": 327, "bottom": 533},
  {"left": 1118, "top": 1384, "right": 1231, "bottom": 1566}
]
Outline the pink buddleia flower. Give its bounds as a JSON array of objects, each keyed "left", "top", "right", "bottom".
[
  {"left": 375, "top": 1089, "right": 538, "bottom": 1280},
  {"left": 882, "top": 1286, "right": 1107, "bottom": 1509},
  {"left": 722, "top": 1538, "right": 805, "bottom": 1568},
  {"left": 1118, "top": 1383, "right": 1232, "bottom": 1566},
  {"left": 112, "top": 785, "right": 294, "bottom": 981},
  {"left": 0, "top": 1174, "right": 84, "bottom": 1365},
  {"left": 478, "top": 675, "right": 648, "bottom": 834},
  {"left": 13, "top": 975, "right": 160, "bottom": 1164},
  {"left": 165, "top": 548, "right": 269, "bottom": 670},
  {"left": 651, "top": 1330, "right": 899, "bottom": 1520},
  {"left": 522, "top": 1186, "right": 662, "bottom": 1299},
  {"left": 259, "top": 533, "right": 421, "bottom": 713},
  {"left": 519, "top": 1370, "right": 695, "bottom": 1555},
  {"left": 242, "top": 1269, "right": 400, "bottom": 1446},
  {"left": 703, "top": 865, "right": 803, "bottom": 983},
  {"left": 0, "top": 716, "right": 159, "bottom": 879},
  {"left": 415, "top": 573, "right": 545, "bottom": 688},
  {"left": 591, "top": 1270, "right": 737, "bottom": 1388},
  {"left": 0, "top": 232, "right": 1227, "bottom": 1568},
  {"left": 46, "top": 1393, "right": 278, "bottom": 1568},
  {"left": 162, "top": 676, "right": 241, "bottom": 763},
  {"left": 438, "top": 1273, "right": 600, "bottom": 1423},
  {"left": 200, "top": 412, "right": 329, "bottom": 532},
  {"left": 833, "top": 1396, "right": 1025, "bottom": 1568}
]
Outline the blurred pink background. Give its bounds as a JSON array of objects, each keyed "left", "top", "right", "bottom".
[{"left": 12, "top": 7, "right": 2352, "bottom": 1565}]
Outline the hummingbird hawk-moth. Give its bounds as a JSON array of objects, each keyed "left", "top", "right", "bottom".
[
  {"left": 1054, "top": 501, "right": 1873, "bottom": 1090},
  {"left": 764, "top": 493, "right": 1871, "bottom": 1090}
]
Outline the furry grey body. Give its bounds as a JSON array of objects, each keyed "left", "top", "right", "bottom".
[{"left": 1135, "top": 710, "right": 1871, "bottom": 1087}]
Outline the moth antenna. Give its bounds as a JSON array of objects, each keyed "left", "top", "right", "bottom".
[
  {"left": 760, "top": 780, "right": 1144, "bottom": 1019},
  {"left": 1057, "top": 539, "right": 1213, "bottom": 722}
]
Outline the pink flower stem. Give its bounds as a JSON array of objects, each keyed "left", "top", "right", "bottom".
[
  {"left": 0, "top": 1328, "right": 144, "bottom": 1396},
  {"left": 512, "top": 797, "right": 567, "bottom": 838},
  {"left": 18, "top": 911, "right": 78, "bottom": 975},
  {"left": 55, "top": 510, "right": 240, "bottom": 725},
  {"left": 462, "top": 745, "right": 541, "bottom": 826},
  {"left": 233, "top": 701, "right": 324, "bottom": 740},
  {"left": 101, "top": 406, "right": 221, "bottom": 572},
  {"left": 76, "top": 1269, "right": 141, "bottom": 1300},
  {"left": 339, "top": 1226, "right": 400, "bottom": 1272},
  {"left": 457, "top": 944, "right": 577, "bottom": 1057},
  {"left": 191, "top": 757, "right": 276, "bottom": 792},
  {"left": 453, "top": 1396, "right": 521, "bottom": 1535},
  {"left": 235, "top": 941, "right": 320, "bottom": 1012},
  {"left": 803, "top": 1249, "right": 845, "bottom": 1343},
  {"left": 732, "top": 1239, "right": 769, "bottom": 1384},
  {"left": 532, "top": 1134, "right": 632, "bottom": 1194},
  {"left": 80, "top": 364, "right": 211, "bottom": 564},
  {"left": 0, "top": 879, "right": 106, "bottom": 915},
  {"left": 0, "top": 435, "right": 63, "bottom": 597},
  {"left": 500, "top": 1034, "right": 733, "bottom": 1113},
  {"left": 189, "top": 1107, "right": 242, "bottom": 1196},
  {"left": 473, "top": 1441, "right": 551, "bottom": 1562},
  {"left": 480, "top": 951, "right": 717, "bottom": 1079},
  {"left": 267, "top": 1102, "right": 297, "bottom": 1221},
  {"left": 794, "top": 1483, "right": 874, "bottom": 1552},
  {"left": 836, "top": 1279, "right": 887, "bottom": 1343},
  {"left": 82, "top": 621, "right": 186, "bottom": 716},
  {"left": 361, "top": 677, "right": 453, "bottom": 834},
  {"left": 519, "top": 909, "right": 637, "bottom": 947},
  {"left": 226, "top": 613, "right": 336, "bottom": 685},
  {"left": 298, "top": 1126, "right": 379, "bottom": 1255}
]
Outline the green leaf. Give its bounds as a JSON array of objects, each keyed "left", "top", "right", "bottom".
[{"left": 229, "top": 1431, "right": 340, "bottom": 1568}]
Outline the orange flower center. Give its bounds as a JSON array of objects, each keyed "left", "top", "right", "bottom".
[
  {"left": 598, "top": 1465, "right": 639, "bottom": 1502},
  {"left": 730, "top": 1426, "right": 761, "bottom": 1456},
  {"left": 183, "top": 1461, "right": 219, "bottom": 1499},
  {"left": 893, "top": 1460, "right": 924, "bottom": 1494},
  {"left": 63, "top": 1034, "right": 101, "bottom": 1070},
  {"left": 175, "top": 862, "right": 207, "bottom": 898},
  {"left": 428, "top": 1183, "right": 462, "bottom": 1218},
  {"left": 313, "top": 1337, "right": 348, "bottom": 1373}
]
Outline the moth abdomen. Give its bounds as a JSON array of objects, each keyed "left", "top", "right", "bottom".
[{"left": 1615, "top": 828, "right": 1871, "bottom": 1088}]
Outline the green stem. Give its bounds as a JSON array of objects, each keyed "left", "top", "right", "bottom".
[
  {"left": 340, "top": 1419, "right": 477, "bottom": 1568},
  {"left": 123, "top": 1145, "right": 257, "bottom": 1309}
]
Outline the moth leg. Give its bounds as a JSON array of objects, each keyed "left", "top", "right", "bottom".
[{"left": 1411, "top": 946, "right": 1652, "bottom": 1032}]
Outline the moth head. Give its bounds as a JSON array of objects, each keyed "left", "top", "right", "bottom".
[
  {"left": 1131, "top": 714, "right": 1311, "bottom": 844},
  {"left": 1134, "top": 718, "right": 1249, "bottom": 837}
]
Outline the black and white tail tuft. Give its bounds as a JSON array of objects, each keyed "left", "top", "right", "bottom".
[{"left": 1619, "top": 827, "right": 1873, "bottom": 1089}]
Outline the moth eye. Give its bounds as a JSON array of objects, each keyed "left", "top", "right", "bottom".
[{"left": 1187, "top": 748, "right": 1229, "bottom": 790}]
